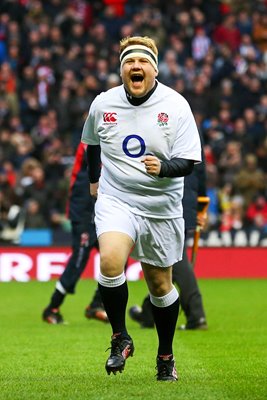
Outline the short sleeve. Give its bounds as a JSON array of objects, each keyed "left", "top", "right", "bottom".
[
  {"left": 81, "top": 98, "right": 100, "bottom": 145},
  {"left": 171, "top": 99, "right": 202, "bottom": 164}
]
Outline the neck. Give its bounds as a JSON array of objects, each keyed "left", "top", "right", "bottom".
[{"left": 124, "top": 81, "right": 158, "bottom": 106}]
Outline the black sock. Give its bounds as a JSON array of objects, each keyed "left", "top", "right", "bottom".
[
  {"left": 151, "top": 298, "right": 180, "bottom": 355},
  {"left": 49, "top": 289, "right": 65, "bottom": 309},
  {"left": 98, "top": 281, "right": 128, "bottom": 336}
]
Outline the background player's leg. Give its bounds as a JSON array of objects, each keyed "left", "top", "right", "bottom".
[
  {"left": 42, "top": 222, "right": 105, "bottom": 323},
  {"left": 172, "top": 244, "right": 207, "bottom": 329}
]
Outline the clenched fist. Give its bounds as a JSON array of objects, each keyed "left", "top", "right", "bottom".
[{"left": 141, "top": 155, "right": 161, "bottom": 176}]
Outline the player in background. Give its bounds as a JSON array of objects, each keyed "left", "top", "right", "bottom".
[
  {"left": 42, "top": 143, "right": 108, "bottom": 324},
  {"left": 81, "top": 36, "right": 202, "bottom": 381},
  {"left": 129, "top": 160, "right": 208, "bottom": 330}
]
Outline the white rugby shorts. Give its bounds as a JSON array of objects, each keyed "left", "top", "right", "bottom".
[{"left": 95, "top": 194, "right": 185, "bottom": 267}]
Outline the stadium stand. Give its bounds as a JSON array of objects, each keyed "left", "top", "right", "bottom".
[{"left": 0, "top": 0, "right": 266, "bottom": 246}]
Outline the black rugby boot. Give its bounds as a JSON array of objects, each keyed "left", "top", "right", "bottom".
[
  {"left": 42, "top": 307, "right": 64, "bottom": 324},
  {"left": 105, "top": 333, "right": 134, "bottom": 375},
  {"left": 156, "top": 355, "right": 178, "bottom": 382}
]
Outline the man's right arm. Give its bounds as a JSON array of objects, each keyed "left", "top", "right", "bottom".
[{"left": 86, "top": 145, "right": 101, "bottom": 197}]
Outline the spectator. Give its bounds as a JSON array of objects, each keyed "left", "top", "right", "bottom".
[
  {"left": 185, "top": 77, "right": 210, "bottom": 116},
  {"left": 218, "top": 141, "right": 243, "bottom": 185},
  {"left": 239, "top": 33, "right": 260, "bottom": 61},
  {"left": 232, "top": 117, "right": 255, "bottom": 154},
  {"left": 211, "top": 78, "right": 239, "bottom": 118},
  {"left": 10, "top": 132, "right": 34, "bottom": 170},
  {"left": 0, "top": 127, "right": 16, "bottom": 162},
  {"left": 24, "top": 198, "right": 48, "bottom": 229},
  {"left": 252, "top": 12, "right": 267, "bottom": 61},
  {"left": 191, "top": 26, "right": 211, "bottom": 63},
  {"left": 255, "top": 94, "right": 267, "bottom": 122},
  {"left": 243, "top": 107, "right": 265, "bottom": 150},
  {"left": 21, "top": 164, "right": 54, "bottom": 224},
  {"left": 236, "top": 9, "right": 252, "bottom": 35},
  {"left": 211, "top": 43, "right": 235, "bottom": 84},
  {"left": 36, "top": 65, "right": 55, "bottom": 110},
  {"left": 213, "top": 13, "right": 241, "bottom": 53},
  {"left": 43, "top": 148, "right": 65, "bottom": 184},
  {"left": 95, "top": 58, "right": 109, "bottom": 91},
  {"left": 256, "top": 136, "right": 267, "bottom": 174},
  {"left": 233, "top": 153, "right": 266, "bottom": 209},
  {"left": 158, "top": 49, "right": 182, "bottom": 86},
  {"left": 0, "top": 61, "right": 18, "bottom": 115},
  {"left": 246, "top": 194, "right": 267, "bottom": 230},
  {"left": 218, "top": 182, "right": 234, "bottom": 216},
  {"left": 220, "top": 195, "right": 244, "bottom": 232},
  {"left": 53, "top": 86, "right": 72, "bottom": 136}
]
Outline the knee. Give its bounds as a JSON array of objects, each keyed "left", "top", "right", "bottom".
[
  {"left": 143, "top": 266, "right": 173, "bottom": 297},
  {"left": 100, "top": 250, "right": 124, "bottom": 277},
  {"left": 149, "top": 279, "right": 172, "bottom": 297}
]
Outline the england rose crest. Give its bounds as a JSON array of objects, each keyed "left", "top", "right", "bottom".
[{"left": 157, "top": 112, "right": 169, "bottom": 126}]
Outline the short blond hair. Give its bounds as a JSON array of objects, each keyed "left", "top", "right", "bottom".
[{"left": 119, "top": 36, "right": 158, "bottom": 57}]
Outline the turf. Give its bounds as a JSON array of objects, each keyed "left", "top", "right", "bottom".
[{"left": 0, "top": 279, "right": 266, "bottom": 400}]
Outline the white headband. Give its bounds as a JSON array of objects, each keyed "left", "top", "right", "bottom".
[{"left": 120, "top": 44, "right": 158, "bottom": 72}]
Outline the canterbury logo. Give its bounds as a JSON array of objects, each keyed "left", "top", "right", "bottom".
[{"left": 103, "top": 112, "right": 117, "bottom": 123}]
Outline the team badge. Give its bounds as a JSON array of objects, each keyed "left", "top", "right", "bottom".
[{"left": 157, "top": 112, "right": 169, "bottom": 126}]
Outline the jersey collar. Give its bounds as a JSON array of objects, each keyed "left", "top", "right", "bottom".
[{"left": 124, "top": 81, "right": 158, "bottom": 106}]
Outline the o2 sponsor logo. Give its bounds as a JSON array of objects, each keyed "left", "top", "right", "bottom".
[{"left": 122, "top": 134, "right": 146, "bottom": 158}]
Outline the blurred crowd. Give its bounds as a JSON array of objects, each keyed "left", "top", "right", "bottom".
[{"left": 0, "top": 0, "right": 267, "bottom": 244}]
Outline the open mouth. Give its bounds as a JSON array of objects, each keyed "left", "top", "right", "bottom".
[{"left": 131, "top": 74, "right": 144, "bottom": 83}]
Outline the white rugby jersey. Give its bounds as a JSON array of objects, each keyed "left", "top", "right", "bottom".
[{"left": 81, "top": 81, "right": 201, "bottom": 218}]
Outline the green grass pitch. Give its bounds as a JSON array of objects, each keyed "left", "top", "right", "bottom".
[{"left": 0, "top": 279, "right": 266, "bottom": 400}]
